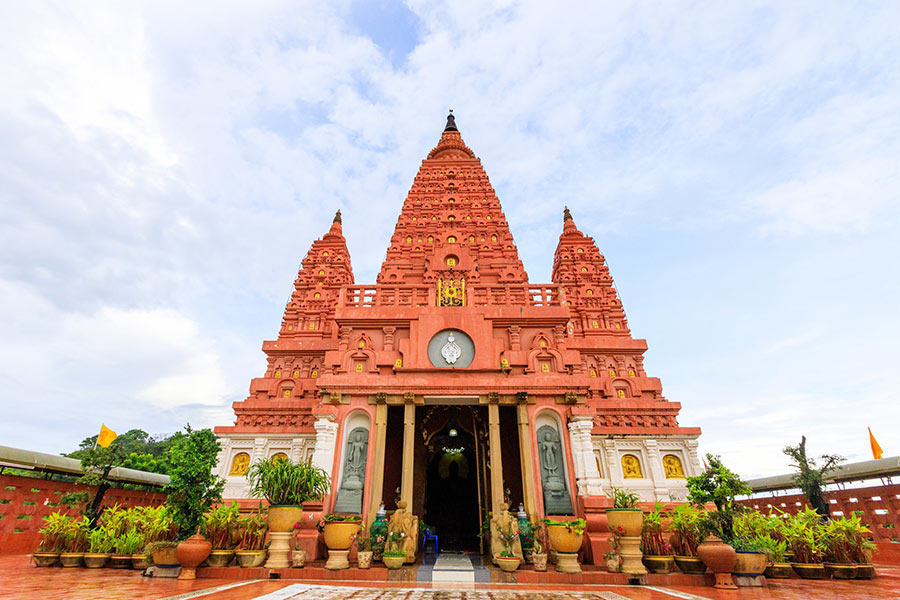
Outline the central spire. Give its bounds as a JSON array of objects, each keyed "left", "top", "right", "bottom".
[{"left": 444, "top": 109, "right": 458, "bottom": 132}]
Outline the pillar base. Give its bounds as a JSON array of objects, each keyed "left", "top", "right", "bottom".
[
  {"left": 619, "top": 536, "right": 647, "bottom": 575},
  {"left": 264, "top": 532, "right": 292, "bottom": 569},
  {"left": 713, "top": 572, "right": 738, "bottom": 589},
  {"left": 555, "top": 552, "right": 581, "bottom": 573},
  {"left": 176, "top": 567, "right": 196, "bottom": 580},
  {"left": 325, "top": 550, "right": 350, "bottom": 570}
]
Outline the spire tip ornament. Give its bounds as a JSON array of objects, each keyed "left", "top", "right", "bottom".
[{"left": 444, "top": 110, "right": 458, "bottom": 132}]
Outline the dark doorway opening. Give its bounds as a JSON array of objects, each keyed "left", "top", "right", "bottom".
[{"left": 423, "top": 422, "right": 480, "bottom": 552}]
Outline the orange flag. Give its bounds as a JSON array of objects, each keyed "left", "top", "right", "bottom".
[
  {"left": 869, "top": 427, "right": 883, "bottom": 460},
  {"left": 97, "top": 424, "right": 118, "bottom": 448}
]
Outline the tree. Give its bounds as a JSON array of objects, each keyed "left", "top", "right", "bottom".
[
  {"left": 783, "top": 436, "right": 843, "bottom": 517},
  {"left": 66, "top": 443, "right": 126, "bottom": 526},
  {"left": 686, "top": 454, "right": 751, "bottom": 542},
  {"left": 164, "top": 425, "right": 225, "bottom": 539}
]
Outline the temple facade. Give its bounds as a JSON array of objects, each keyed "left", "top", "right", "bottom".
[{"left": 213, "top": 113, "right": 702, "bottom": 557}]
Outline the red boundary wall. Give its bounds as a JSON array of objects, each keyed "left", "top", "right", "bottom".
[
  {"left": 0, "top": 474, "right": 166, "bottom": 554},
  {"left": 737, "top": 483, "right": 900, "bottom": 565}
]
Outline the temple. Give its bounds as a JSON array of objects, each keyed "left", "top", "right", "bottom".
[{"left": 213, "top": 112, "right": 702, "bottom": 559}]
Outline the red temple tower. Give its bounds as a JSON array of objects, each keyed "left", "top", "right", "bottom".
[{"left": 214, "top": 113, "right": 702, "bottom": 562}]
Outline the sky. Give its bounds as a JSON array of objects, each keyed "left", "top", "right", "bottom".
[{"left": 1, "top": 1, "right": 898, "bottom": 480}]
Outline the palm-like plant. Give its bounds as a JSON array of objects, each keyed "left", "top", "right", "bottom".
[
  {"left": 202, "top": 501, "right": 241, "bottom": 550},
  {"left": 783, "top": 507, "right": 825, "bottom": 564},
  {"left": 246, "top": 457, "right": 330, "bottom": 506},
  {"left": 669, "top": 503, "right": 703, "bottom": 557},
  {"left": 235, "top": 507, "right": 268, "bottom": 551},
  {"left": 640, "top": 502, "right": 672, "bottom": 556}
]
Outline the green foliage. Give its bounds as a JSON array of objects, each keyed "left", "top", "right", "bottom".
[
  {"left": 669, "top": 503, "right": 704, "bottom": 557},
  {"left": 245, "top": 456, "right": 329, "bottom": 506},
  {"left": 542, "top": 517, "right": 586, "bottom": 536},
  {"left": 641, "top": 502, "right": 672, "bottom": 556},
  {"left": 782, "top": 507, "right": 826, "bottom": 564},
  {"left": 611, "top": 487, "right": 640, "bottom": 509},
  {"left": 383, "top": 530, "right": 407, "bottom": 557},
  {"left": 687, "top": 454, "right": 750, "bottom": 543},
  {"left": 87, "top": 527, "right": 114, "bottom": 554},
  {"left": 202, "top": 501, "right": 240, "bottom": 550},
  {"left": 164, "top": 425, "right": 225, "bottom": 540},
  {"left": 115, "top": 529, "right": 146, "bottom": 555},
  {"left": 752, "top": 534, "right": 787, "bottom": 563},
  {"left": 783, "top": 436, "right": 844, "bottom": 517},
  {"left": 37, "top": 512, "right": 72, "bottom": 552},
  {"left": 820, "top": 512, "right": 875, "bottom": 564},
  {"left": 234, "top": 505, "right": 268, "bottom": 551}
]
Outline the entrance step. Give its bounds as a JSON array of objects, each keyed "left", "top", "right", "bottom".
[{"left": 417, "top": 552, "right": 475, "bottom": 583}]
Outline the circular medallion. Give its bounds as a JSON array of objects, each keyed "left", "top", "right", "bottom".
[{"left": 427, "top": 329, "right": 475, "bottom": 368}]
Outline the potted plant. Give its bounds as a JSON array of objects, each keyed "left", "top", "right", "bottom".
[
  {"left": 357, "top": 524, "right": 373, "bottom": 569},
  {"left": 848, "top": 514, "right": 877, "bottom": 579},
  {"left": 783, "top": 507, "right": 826, "bottom": 579},
  {"left": 203, "top": 501, "right": 240, "bottom": 567},
  {"left": 494, "top": 516, "right": 521, "bottom": 572},
  {"left": 143, "top": 506, "right": 179, "bottom": 568},
  {"left": 822, "top": 515, "right": 864, "bottom": 580},
  {"left": 34, "top": 512, "right": 69, "bottom": 567},
  {"left": 604, "top": 525, "right": 624, "bottom": 572},
  {"left": 669, "top": 503, "right": 705, "bottom": 574},
  {"left": 84, "top": 527, "right": 113, "bottom": 568},
  {"left": 246, "top": 455, "right": 329, "bottom": 568},
  {"left": 530, "top": 520, "right": 548, "bottom": 571},
  {"left": 756, "top": 534, "right": 791, "bottom": 579},
  {"left": 731, "top": 511, "right": 770, "bottom": 578},
  {"left": 606, "top": 487, "right": 643, "bottom": 536},
  {"left": 115, "top": 529, "right": 147, "bottom": 570},
  {"left": 382, "top": 530, "right": 407, "bottom": 570},
  {"left": 542, "top": 517, "right": 585, "bottom": 573},
  {"left": 234, "top": 506, "right": 268, "bottom": 568},
  {"left": 318, "top": 513, "right": 361, "bottom": 569},
  {"left": 641, "top": 502, "right": 674, "bottom": 573},
  {"left": 60, "top": 516, "right": 90, "bottom": 568},
  {"left": 147, "top": 541, "right": 179, "bottom": 568}
]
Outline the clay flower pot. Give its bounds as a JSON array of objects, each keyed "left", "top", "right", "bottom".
[
  {"left": 292, "top": 548, "right": 307, "bottom": 568},
  {"left": 176, "top": 534, "right": 212, "bottom": 580},
  {"left": 824, "top": 563, "right": 858, "bottom": 580},
  {"left": 59, "top": 552, "right": 84, "bottom": 568},
  {"left": 674, "top": 555, "right": 706, "bottom": 574},
  {"left": 152, "top": 547, "right": 179, "bottom": 568},
  {"left": 267, "top": 505, "right": 304, "bottom": 533},
  {"left": 109, "top": 554, "right": 132, "bottom": 568},
  {"left": 733, "top": 551, "right": 767, "bottom": 576},
  {"left": 606, "top": 509, "right": 643, "bottom": 537},
  {"left": 206, "top": 550, "right": 235, "bottom": 568},
  {"left": 357, "top": 550, "right": 373, "bottom": 569},
  {"left": 856, "top": 564, "right": 876, "bottom": 579},
  {"left": 236, "top": 550, "right": 267, "bottom": 568},
  {"left": 32, "top": 552, "right": 59, "bottom": 567},
  {"left": 83, "top": 553, "right": 110, "bottom": 568},
  {"left": 642, "top": 555, "right": 674, "bottom": 574},
  {"left": 496, "top": 555, "right": 521, "bottom": 572},
  {"left": 697, "top": 535, "right": 737, "bottom": 590},
  {"left": 131, "top": 554, "right": 151, "bottom": 570},
  {"left": 792, "top": 562, "right": 826, "bottom": 579},
  {"left": 764, "top": 562, "right": 792, "bottom": 579},
  {"left": 383, "top": 554, "right": 405, "bottom": 570},
  {"left": 546, "top": 524, "right": 583, "bottom": 553},
  {"left": 323, "top": 521, "right": 360, "bottom": 550},
  {"left": 532, "top": 552, "right": 548, "bottom": 571}
]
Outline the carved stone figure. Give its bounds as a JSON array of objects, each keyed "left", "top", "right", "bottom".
[
  {"left": 490, "top": 502, "right": 523, "bottom": 563},
  {"left": 334, "top": 427, "right": 368, "bottom": 513},
  {"left": 536, "top": 425, "right": 573, "bottom": 515},
  {"left": 387, "top": 500, "right": 418, "bottom": 563}
]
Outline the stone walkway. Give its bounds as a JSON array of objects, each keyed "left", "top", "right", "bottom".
[{"left": 2, "top": 555, "right": 899, "bottom": 600}]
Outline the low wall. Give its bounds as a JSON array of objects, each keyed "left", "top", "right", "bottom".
[
  {"left": 0, "top": 473, "right": 166, "bottom": 554},
  {"left": 738, "top": 483, "right": 900, "bottom": 565}
]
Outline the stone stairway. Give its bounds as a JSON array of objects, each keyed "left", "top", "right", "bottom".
[{"left": 416, "top": 552, "right": 490, "bottom": 584}]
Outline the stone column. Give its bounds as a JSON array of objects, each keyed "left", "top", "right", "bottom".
[
  {"left": 604, "top": 439, "right": 622, "bottom": 489},
  {"left": 567, "top": 416, "right": 604, "bottom": 496},
  {"left": 367, "top": 401, "right": 388, "bottom": 525},
  {"left": 488, "top": 399, "right": 504, "bottom": 514},
  {"left": 400, "top": 400, "right": 416, "bottom": 508},
  {"left": 686, "top": 439, "right": 702, "bottom": 477},
  {"left": 516, "top": 402, "right": 538, "bottom": 516},
  {"left": 311, "top": 416, "right": 338, "bottom": 477},
  {"left": 644, "top": 439, "right": 670, "bottom": 502},
  {"left": 252, "top": 437, "right": 267, "bottom": 462}
]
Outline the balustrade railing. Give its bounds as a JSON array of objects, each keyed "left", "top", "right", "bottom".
[{"left": 340, "top": 284, "right": 563, "bottom": 308}]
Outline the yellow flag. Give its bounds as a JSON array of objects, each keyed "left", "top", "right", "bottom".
[
  {"left": 97, "top": 424, "right": 118, "bottom": 448},
  {"left": 869, "top": 427, "right": 883, "bottom": 460}
]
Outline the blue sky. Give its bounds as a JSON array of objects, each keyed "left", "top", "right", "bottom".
[{"left": 1, "top": 1, "right": 898, "bottom": 478}]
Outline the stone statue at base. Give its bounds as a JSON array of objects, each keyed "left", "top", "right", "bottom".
[
  {"left": 387, "top": 500, "right": 418, "bottom": 563},
  {"left": 490, "top": 502, "right": 523, "bottom": 563}
]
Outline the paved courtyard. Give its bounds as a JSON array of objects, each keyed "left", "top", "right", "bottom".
[{"left": 1, "top": 555, "right": 898, "bottom": 600}]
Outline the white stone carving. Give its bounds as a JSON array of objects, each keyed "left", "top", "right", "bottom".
[
  {"left": 440, "top": 332, "right": 462, "bottom": 364},
  {"left": 567, "top": 416, "right": 604, "bottom": 496},
  {"left": 312, "top": 417, "right": 339, "bottom": 477}
]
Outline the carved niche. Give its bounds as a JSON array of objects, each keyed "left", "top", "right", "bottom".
[
  {"left": 536, "top": 424, "right": 573, "bottom": 515},
  {"left": 333, "top": 426, "right": 369, "bottom": 513}
]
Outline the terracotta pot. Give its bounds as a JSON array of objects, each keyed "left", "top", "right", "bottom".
[
  {"left": 792, "top": 563, "right": 826, "bottom": 579},
  {"left": 697, "top": 535, "right": 737, "bottom": 590},
  {"left": 764, "top": 563, "right": 792, "bottom": 579},
  {"left": 546, "top": 524, "right": 583, "bottom": 553},
  {"left": 383, "top": 554, "right": 405, "bottom": 570},
  {"left": 323, "top": 521, "right": 360, "bottom": 550},
  {"left": 176, "top": 534, "right": 212, "bottom": 580},
  {"left": 109, "top": 554, "right": 132, "bottom": 568},
  {"left": 532, "top": 552, "right": 548, "bottom": 571},
  {"left": 206, "top": 549, "right": 235, "bottom": 567},
  {"left": 357, "top": 550, "right": 373, "bottom": 569},
  {"left": 268, "top": 505, "right": 304, "bottom": 533},
  {"left": 733, "top": 551, "right": 767, "bottom": 576},
  {"left": 152, "top": 547, "right": 179, "bottom": 567},
  {"left": 59, "top": 552, "right": 84, "bottom": 568},
  {"left": 292, "top": 548, "right": 307, "bottom": 568},
  {"left": 83, "top": 553, "right": 110, "bottom": 568},
  {"left": 674, "top": 555, "right": 706, "bottom": 574},
  {"left": 606, "top": 509, "right": 643, "bottom": 537},
  {"left": 236, "top": 550, "right": 267, "bottom": 568},
  {"left": 642, "top": 555, "right": 674, "bottom": 574},
  {"left": 32, "top": 552, "right": 59, "bottom": 567},
  {"left": 496, "top": 555, "right": 521, "bottom": 572},
  {"left": 824, "top": 563, "right": 858, "bottom": 580},
  {"left": 131, "top": 554, "right": 151, "bottom": 570},
  {"left": 856, "top": 564, "right": 876, "bottom": 579}
]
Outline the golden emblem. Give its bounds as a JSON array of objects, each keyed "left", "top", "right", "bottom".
[{"left": 437, "top": 278, "right": 465, "bottom": 307}]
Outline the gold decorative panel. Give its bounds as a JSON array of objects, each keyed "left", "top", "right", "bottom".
[{"left": 621, "top": 454, "right": 643, "bottom": 479}]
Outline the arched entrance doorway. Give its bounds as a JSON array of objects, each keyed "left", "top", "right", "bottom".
[{"left": 423, "top": 420, "right": 480, "bottom": 551}]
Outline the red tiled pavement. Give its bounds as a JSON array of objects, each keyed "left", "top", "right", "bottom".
[{"left": 3, "top": 555, "right": 900, "bottom": 600}]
